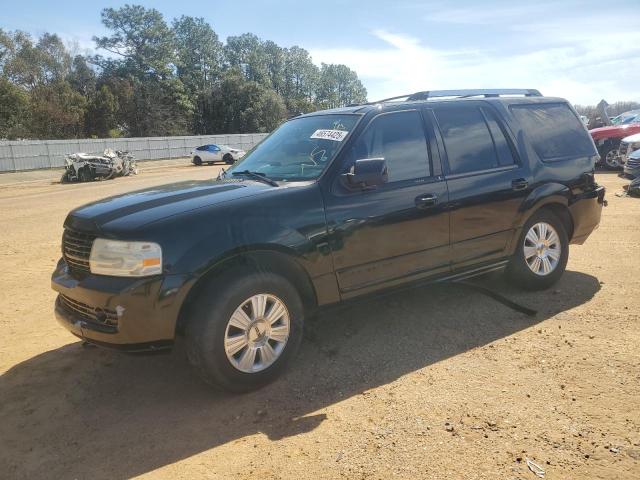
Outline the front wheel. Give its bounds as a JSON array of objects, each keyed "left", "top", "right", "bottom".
[
  {"left": 185, "top": 271, "right": 304, "bottom": 392},
  {"left": 223, "top": 153, "right": 234, "bottom": 165},
  {"left": 601, "top": 145, "right": 622, "bottom": 170},
  {"left": 506, "top": 210, "right": 569, "bottom": 290}
]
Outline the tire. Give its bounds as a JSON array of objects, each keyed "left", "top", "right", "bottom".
[
  {"left": 185, "top": 270, "right": 304, "bottom": 392},
  {"left": 506, "top": 210, "right": 569, "bottom": 290},
  {"left": 223, "top": 153, "right": 234, "bottom": 165},
  {"left": 601, "top": 144, "right": 622, "bottom": 170},
  {"left": 193, "top": 156, "right": 202, "bottom": 166}
]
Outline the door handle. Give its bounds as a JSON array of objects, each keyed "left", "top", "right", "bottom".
[
  {"left": 511, "top": 178, "right": 529, "bottom": 191},
  {"left": 415, "top": 194, "right": 438, "bottom": 209}
]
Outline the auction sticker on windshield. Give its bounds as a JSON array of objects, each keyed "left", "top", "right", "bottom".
[{"left": 310, "top": 129, "right": 349, "bottom": 141}]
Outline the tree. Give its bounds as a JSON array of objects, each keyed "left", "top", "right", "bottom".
[
  {"left": 203, "top": 68, "right": 286, "bottom": 133},
  {"left": 68, "top": 55, "right": 96, "bottom": 96},
  {"left": 0, "top": 76, "right": 30, "bottom": 139},
  {"left": 2, "top": 31, "right": 71, "bottom": 89},
  {"left": 93, "top": 4, "right": 176, "bottom": 78},
  {"left": 316, "top": 63, "right": 367, "bottom": 109},
  {"left": 93, "top": 5, "right": 193, "bottom": 136},
  {"left": 224, "top": 33, "right": 269, "bottom": 85},
  {"left": 282, "top": 46, "right": 319, "bottom": 111},
  {"left": 173, "top": 16, "right": 223, "bottom": 92},
  {"left": 85, "top": 84, "right": 119, "bottom": 137},
  {"left": 29, "top": 82, "right": 87, "bottom": 139}
]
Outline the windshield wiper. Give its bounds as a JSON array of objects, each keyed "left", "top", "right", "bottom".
[{"left": 231, "top": 170, "right": 279, "bottom": 187}]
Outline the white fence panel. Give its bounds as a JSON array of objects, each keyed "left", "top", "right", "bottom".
[{"left": 0, "top": 133, "right": 269, "bottom": 172}]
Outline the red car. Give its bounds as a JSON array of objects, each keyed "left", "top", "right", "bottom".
[{"left": 589, "top": 111, "right": 640, "bottom": 169}]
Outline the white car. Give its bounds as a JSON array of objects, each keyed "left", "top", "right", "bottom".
[
  {"left": 191, "top": 144, "right": 246, "bottom": 166},
  {"left": 619, "top": 132, "right": 640, "bottom": 165}
]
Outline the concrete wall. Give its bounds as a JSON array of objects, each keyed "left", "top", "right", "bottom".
[{"left": 0, "top": 134, "right": 269, "bottom": 172}]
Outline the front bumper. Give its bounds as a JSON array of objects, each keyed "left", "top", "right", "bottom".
[
  {"left": 568, "top": 185, "right": 606, "bottom": 245},
  {"left": 52, "top": 259, "right": 193, "bottom": 351},
  {"left": 623, "top": 164, "right": 640, "bottom": 179}
]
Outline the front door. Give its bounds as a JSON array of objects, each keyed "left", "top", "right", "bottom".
[
  {"left": 323, "top": 109, "right": 450, "bottom": 297},
  {"left": 427, "top": 103, "right": 531, "bottom": 268}
]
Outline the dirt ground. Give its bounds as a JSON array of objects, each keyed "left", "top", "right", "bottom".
[{"left": 0, "top": 166, "right": 638, "bottom": 480}]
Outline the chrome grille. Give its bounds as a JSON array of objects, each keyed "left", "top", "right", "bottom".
[
  {"left": 62, "top": 228, "right": 96, "bottom": 273},
  {"left": 59, "top": 294, "right": 118, "bottom": 327},
  {"left": 627, "top": 157, "right": 640, "bottom": 168}
]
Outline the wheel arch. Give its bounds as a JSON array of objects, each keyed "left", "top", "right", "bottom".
[
  {"left": 509, "top": 183, "right": 575, "bottom": 252},
  {"left": 175, "top": 247, "right": 318, "bottom": 335}
]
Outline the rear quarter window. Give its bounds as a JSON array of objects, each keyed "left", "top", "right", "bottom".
[{"left": 510, "top": 103, "right": 596, "bottom": 161}]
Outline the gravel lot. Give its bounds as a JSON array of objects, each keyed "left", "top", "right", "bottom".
[{"left": 0, "top": 167, "right": 638, "bottom": 479}]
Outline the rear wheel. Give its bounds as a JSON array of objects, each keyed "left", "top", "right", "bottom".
[
  {"left": 506, "top": 210, "right": 569, "bottom": 290},
  {"left": 193, "top": 156, "right": 202, "bottom": 166},
  {"left": 185, "top": 270, "right": 304, "bottom": 392},
  {"left": 223, "top": 153, "right": 234, "bottom": 165}
]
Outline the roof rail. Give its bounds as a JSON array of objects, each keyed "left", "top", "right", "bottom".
[
  {"left": 367, "top": 89, "right": 542, "bottom": 104},
  {"left": 407, "top": 89, "right": 542, "bottom": 101}
]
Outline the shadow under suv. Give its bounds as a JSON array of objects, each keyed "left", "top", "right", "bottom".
[{"left": 52, "top": 89, "right": 606, "bottom": 392}]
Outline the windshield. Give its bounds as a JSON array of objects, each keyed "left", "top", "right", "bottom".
[
  {"left": 612, "top": 112, "right": 640, "bottom": 125},
  {"left": 226, "top": 114, "right": 360, "bottom": 181}
]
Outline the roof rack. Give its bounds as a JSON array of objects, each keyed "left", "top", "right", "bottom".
[{"left": 369, "top": 89, "right": 542, "bottom": 104}]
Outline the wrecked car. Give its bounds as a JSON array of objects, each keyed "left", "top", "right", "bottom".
[
  {"left": 589, "top": 111, "right": 640, "bottom": 170},
  {"left": 61, "top": 149, "right": 137, "bottom": 183}
]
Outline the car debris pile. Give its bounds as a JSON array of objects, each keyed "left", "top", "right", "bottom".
[{"left": 60, "top": 149, "right": 138, "bottom": 183}]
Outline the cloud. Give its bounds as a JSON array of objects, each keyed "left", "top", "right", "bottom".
[{"left": 309, "top": 25, "right": 640, "bottom": 105}]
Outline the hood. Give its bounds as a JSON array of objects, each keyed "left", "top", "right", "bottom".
[
  {"left": 589, "top": 123, "right": 640, "bottom": 140},
  {"left": 65, "top": 179, "right": 272, "bottom": 233},
  {"left": 622, "top": 132, "right": 640, "bottom": 144}
]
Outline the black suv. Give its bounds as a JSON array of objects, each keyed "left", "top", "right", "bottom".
[{"left": 52, "top": 89, "right": 605, "bottom": 391}]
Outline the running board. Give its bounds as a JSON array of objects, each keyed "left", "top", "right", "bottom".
[{"left": 435, "top": 260, "right": 509, "bottom": 283}]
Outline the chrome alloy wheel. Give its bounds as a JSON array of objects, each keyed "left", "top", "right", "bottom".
[
  {"left": 605, "top": 149, "right": 621, "bottom": 168},
  {"left": 224, "top": 294, "right": 290, "bottom": 373},
  {"left": 523, "top": 222, "right": 561, "bottom": 276}
]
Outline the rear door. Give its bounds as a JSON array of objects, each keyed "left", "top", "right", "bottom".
[
  {"left": 427, "top": 102, "right": 530, "bottom": 268},
  {"left": 323, "top": 109, "right": 450, "bottom": 297}
]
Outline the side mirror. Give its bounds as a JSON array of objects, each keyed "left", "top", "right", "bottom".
[{"left": 343, "top": 158, "right": 388, "bottom": 189}]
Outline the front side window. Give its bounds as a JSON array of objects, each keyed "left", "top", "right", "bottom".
[
  {"left": 347, "top": 110, "right": 430, "bottom": 182},
  {"left": 510, "top": 103, "right": 597, "bottom": 161},
  {"left": 227, "top": 114, "right": 360, "bottom": 181},
  {"left": 434, "top": 106, "right": 498, "bottom": 174}
]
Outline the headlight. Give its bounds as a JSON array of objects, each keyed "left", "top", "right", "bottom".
[
  {"left": 630, "top": 142, "right": 640, "bottom": 152},
  {"left": 89, "top": 239, "right": 162, "bottom": 277}
]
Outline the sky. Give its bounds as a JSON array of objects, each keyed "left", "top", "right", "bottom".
[{"left": 2, "top": 0, "right": 639, "bottom": 105}]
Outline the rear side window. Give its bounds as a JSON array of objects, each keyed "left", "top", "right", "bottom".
[
  {"left": 433, "top": 106, "right": 498, "bottom": 174},
  {"left": 351, "top": 110, "right": 430, "bottom": 182},
  {"left": 510, "top": 103, "right": 596, "bottom": 161}
]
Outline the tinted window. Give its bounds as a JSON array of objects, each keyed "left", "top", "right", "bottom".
[
  {"left": 510, "top": 103, "right": 596, "bottom": 161},
  {"left": 483, "top": 108, "right": 516, "bottom": 166},
  {"left": 196, "top": 145, "right": 207, "bottom": 151},
  {"left": 350, "top": 110, "right": 430, "bottom": 182},
  {"left": 434, "top": 106, "right": 498, "bottom": 174}
]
